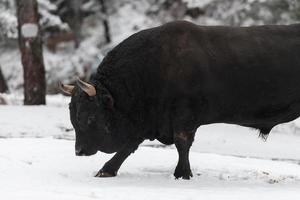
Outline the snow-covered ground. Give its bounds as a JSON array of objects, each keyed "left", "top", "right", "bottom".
[
  {"left": 1, "top": 97, "right": 300, "bottom": 199},
  {"left": 1, "top": 138, "right": 300, "bottom": 200}
]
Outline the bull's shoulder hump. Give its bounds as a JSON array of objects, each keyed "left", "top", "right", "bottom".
[
  {"left": 160, "top": 21, "right": 300, "bottom": 35},
  {"left": 159, "top": 20, "right": 201, "bottom": 32}
]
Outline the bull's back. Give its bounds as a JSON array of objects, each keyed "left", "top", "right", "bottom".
[
  {"left": 159, "top": 22, "right": 300, "bottom": 127},
  {"left": 207, "top": 25, "right": 300, "bottom": 122}
]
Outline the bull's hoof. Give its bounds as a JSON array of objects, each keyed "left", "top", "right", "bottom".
[
  {"left": 174, "top": 167, "right": 193, "bottom": 180},
  {"left": 94, "top": 170, "right": 117, "bottom": 178}
]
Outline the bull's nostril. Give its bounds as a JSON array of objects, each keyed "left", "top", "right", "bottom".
[
  {"left": 75, "top": 148, "right": 84, "bottom": 156},
  {"left": 75, "top": 147, "right": 97, "bottom": 156}
]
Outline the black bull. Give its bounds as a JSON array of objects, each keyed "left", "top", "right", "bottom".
[{"left": 62, "top": 21, "right": 300, "bottom": 179}]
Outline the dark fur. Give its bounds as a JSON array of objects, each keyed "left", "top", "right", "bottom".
[{"left": 70, "top": 21, "right": 300, "bottom": 179}]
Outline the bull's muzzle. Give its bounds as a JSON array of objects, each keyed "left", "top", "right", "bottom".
[{"left": 75, "top": 148, "right": 86, "bottom": 156}]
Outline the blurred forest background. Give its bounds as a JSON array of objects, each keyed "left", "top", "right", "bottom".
[{"left": 0, "top": 0, "right": 300, "bottom": 105}]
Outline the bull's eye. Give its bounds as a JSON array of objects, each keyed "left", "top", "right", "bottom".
[
  {"left": 88, "top": 96, "right": 95, "bottom": 101},
  {"left": 69, "top": 102, "right": 74, "bottom": 109}
]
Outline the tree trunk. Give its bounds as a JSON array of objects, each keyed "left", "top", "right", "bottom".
[
  {"left": 0, "top": 66, "right": 8, "bottom": 93},
  {"left": 99, "top": 0, "right": 111, "bottom": 44},
  {"left": 67, "top": 0, "right": 83, "bottom": 48},
  {"left": 16, "top": 0, "right": 46, "bottom": 105}
]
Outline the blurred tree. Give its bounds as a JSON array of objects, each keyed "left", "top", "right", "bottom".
[
  {"left": 291, "top": 1, "right": 300, "bottom": 21},
  {"left": 51, "top": 0, "right": 83, "bottom": 48},
  {"left": 50, "top": 0, "right": 112, "bottom": 47},
  {"left": 147, "top": 0, "right": 187, "bottom": 23},
  {"left": 16, "top": 0, "right": 46, "bottom": 105},
  {"left": 0, "top": 0, "right": 18, "bottom": 46},
  {"left": 0, "top": 66, "right": 8, "bottom": 93},
  {"left": 99, "top": 0, "right": 111, "bottom": 44}
]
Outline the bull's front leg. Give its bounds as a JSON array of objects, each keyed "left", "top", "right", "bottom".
[
  {"left": 95, "top": 139, "right": 144, "bottom": 177},
  {"left": 173, "top": 130, "right": 195, "bottom": 180}
]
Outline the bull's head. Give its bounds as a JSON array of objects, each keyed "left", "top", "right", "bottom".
[{"left": 60, "top": 78, "right": 119, "bottom": 156}]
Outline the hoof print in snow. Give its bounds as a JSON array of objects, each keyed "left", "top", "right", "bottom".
[
  {"left": 268, "top": 179, "right": 279, "bottom": 184},
  {"left": 94, "top": 170, "right": 116, "bottom": 178},
  {"left": 262, "top": 171, "right": 270, "bottom": 175}
]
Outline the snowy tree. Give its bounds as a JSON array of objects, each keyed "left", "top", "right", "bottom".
[
  {"left": 0, "top": 0, "right": 18, "bottom": 44},
  {"left": 50, "top": 0, "right": 84, "bottom": 48},
  {"left": 49, "top": 0, "right": 113, "bottom": 47},
  {"left": 16, "top": 0, "right": 46, "bottom": 105}
]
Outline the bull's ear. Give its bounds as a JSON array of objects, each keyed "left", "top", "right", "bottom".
[
  {"left": 59, "top": 82, "right": 74, "bottom": 95},
  {"left": 102, "top": 94, "right": 114, "bottom": 109}
]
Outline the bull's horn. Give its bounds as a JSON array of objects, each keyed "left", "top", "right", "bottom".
[
  {"left": 76, "top": 78, "right": 96, "bottom": 96},
  {"left": 59, "top": 82, "right": 74, "bottom": 95}
]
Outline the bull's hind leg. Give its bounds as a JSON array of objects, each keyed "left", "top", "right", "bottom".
[
  {"left": 95, "top": 139, "right": 143, "bottom": 177},
  {"left": 173, "top": 130, "right": 195, "bottom": 179}
]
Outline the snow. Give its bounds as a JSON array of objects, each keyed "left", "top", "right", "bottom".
[
  {"left": 1, "top": 100, "right": 300, "bottom": 199},
  {"left": 21, "top": 23, "right": 38, "bottom": 38},
  {"left": 193, "top": 124, "right": 300, "bottom": 160},
  {"left": 0, "top": 105, "right": 72, "bottom": 138},
  {"left": 0, "top": 138, "right": 300, "bottom": 200},
  {"left": 183, "top": 0, "right": 212, "bottom": 8}
]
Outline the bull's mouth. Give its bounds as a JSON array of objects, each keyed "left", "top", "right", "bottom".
[{"left": 75, "top": 149, "right": 97, "bottom": 156}]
